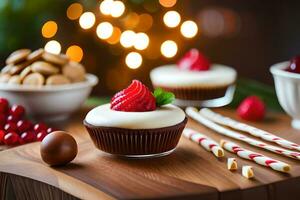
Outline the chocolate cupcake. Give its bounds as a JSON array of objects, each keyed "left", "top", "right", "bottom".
[
  {"left": 150, "top": 49, "right": 237, "bottom": 107},
  {"left": 84, "top": 80, "right": 187, "bottom": 158}
]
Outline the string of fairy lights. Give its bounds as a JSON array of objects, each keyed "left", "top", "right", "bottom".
[{"left": 41, "top": 0, "right": 198, "bottom": 69}]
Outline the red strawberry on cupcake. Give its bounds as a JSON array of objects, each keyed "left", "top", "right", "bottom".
[{"left": 177, "top": 49, "right": 211, "bottom": 71}]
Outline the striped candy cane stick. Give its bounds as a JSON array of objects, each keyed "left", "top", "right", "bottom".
[
  {"left": 221, "top": 140, "right": 291, "bottom": 173},
  {"left": 200, "top": 108, "right": 300, "bottom": 152},
  {"left": 186, "top": 107, "right": 300, "bottom": 160},
  {"left": 183, "top": 128, "right": 224, "bottom": 157}
]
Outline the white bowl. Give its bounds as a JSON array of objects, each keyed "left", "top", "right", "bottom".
[
  {"left": 270, "top": 61, "right": 300, "bottom": 129},
  {"left": 0, "top": 74, "right": 98, "bottom": 121}
]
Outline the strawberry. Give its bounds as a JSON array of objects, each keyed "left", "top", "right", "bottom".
[
  {"left": 111, "top": 80, "right": 156, "bottom": 112},
  {"left": 237, "top": 96, "right": 266, "bottom": 121},
  {"left": 177, "top": 49, "right": 210, "bottom": 71}
]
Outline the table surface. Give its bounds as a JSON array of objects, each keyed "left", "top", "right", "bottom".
[{"left": 1, "top": 107, "right": 300, "bottom": 200}]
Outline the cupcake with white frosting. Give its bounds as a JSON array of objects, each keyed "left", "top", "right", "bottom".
[
  {"left": 84, "top": 80, "right": 187, "bottom": 157},
  {"left": 150, "top": 49, "right": 237, "bottom": 107}
]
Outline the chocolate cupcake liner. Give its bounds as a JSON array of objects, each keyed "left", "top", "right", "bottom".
[
  {"left": 153, "top": 84, "right": 234, "bottom": 101},
  {"left": 84, "top": 118, "right": 187, "bottom": 156}
]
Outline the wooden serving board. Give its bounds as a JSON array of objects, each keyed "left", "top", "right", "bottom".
[{"left": 1, "top": 108, "right": 300, "bottom": 200}]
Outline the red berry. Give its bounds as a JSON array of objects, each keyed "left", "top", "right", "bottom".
[
  {"left": 237, "top": 96, "right": 266, "bottom": 121},
  {"left": 6, "top": 115, "right": 19, "bottom": 123},
  {"left": 33, "top": 123, "right": 47, "bottom": 133},
  {"left": 17, "top": 120, "right": 33, "bottom": 133},
  {"left": 286, "top": 55, "right": 300, "bottom": 74},
  {"left": 10, "top": 105, "right": 25, "bottom": 119},
  {"left": 0, "top": 130, "right": 5, "bottom": 144},
  {"left": 20, "top": 131, "right": 36, "bottom": 144},
  {"left": 4, "top": 122, "right": 18, "bottom": 133},
  {"left": 0, "top": 98, "right": 9, "bottom": 114},
  {"left": 36, "top": 131, "right": 48, "bottom": 141},
  {"left": 110, "top": 80, "right": 156, "bottom": 112},
  {"left": 177, "top": 49, "right": 211, "bottom": 71},
  {"left": 0, "top": 114, "right": 6, "bottom": 128},
  {"left": 46, "top": 127, "right": 56, "bottom": 134},
  {"left": 4, "top": 132, "right": 20, "bottom": 145}
]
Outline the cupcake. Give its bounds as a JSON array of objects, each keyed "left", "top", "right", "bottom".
[
  {"left": 84, "top": 80, "right": 187, "bottom": 157},
  {"left": 150, "top": 49, "right": 237, "bottom": 107}
]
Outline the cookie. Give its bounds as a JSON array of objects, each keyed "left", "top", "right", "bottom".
[
  {"left": 0, "top": 74, "right": 11, "bottom": 83},
  {"left": 8, "top": 75, "right": 22, "bottom": 84},
  {"left": 62, "top": 61, "right": 86, "bottom": 82},
  {"left": 6, "top": 49, "right": 31, "bottom": 65},
  {"left": 20, "top": 66, "right": 32, "bottom": 80},
  {"left": 1, "top": 65, "right": 13, "bottom": 74},
  {"left": 27, "top": 48, "right": 44, "bottom": 62},
  {"left": 46, "top": 75, "right": 71, "bottom": 85},
  {"left": 22, "top": 73, "right": 45, "bottom": 86},
  {"left": 42, "top": 52, "right": 69, "bottom": 66},
  {"left": 31, "top": 61, "right": 59, "bottom": 75}
]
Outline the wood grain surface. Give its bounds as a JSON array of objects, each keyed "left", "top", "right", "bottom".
[{"left": 1, "top": 108, "right": 300, "bottom": 200}]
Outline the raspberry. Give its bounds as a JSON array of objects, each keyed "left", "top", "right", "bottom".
[
  {"left": 110, "top": 80, "right": 156, "bottom": 112},
  {"left": 237, "top": 96, "right": 266, "bottom": 121},
  {"left": 177, "top": 49, "right": 210, "bottom": 71}
]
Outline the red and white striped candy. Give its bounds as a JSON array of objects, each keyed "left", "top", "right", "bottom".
[
  {"left": 186, "top": 107, "right": 300, "bottom": 160},
  {"left": 183, "top": 128, "right": 224, "bottom": 157},
  {"left": 221, "top": 140, "right": 291, "bottom": 173},
  {"left": 200, "top": 108, "right": 300, "bottom": 152}
]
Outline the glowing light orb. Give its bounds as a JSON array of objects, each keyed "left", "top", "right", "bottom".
[
  {"left": 120, "top": 30, "right": 136, "bottom": 48},
  {"left": 160, "top": 40, "right": 177, "bottom": 58},
  {"left": 134, "top": 33, "right": 149, "bottom": 50},
  {"left": 79, "top": 12, "right": 96, "bottom": 29},
  {"left": 99, "top": 0, "right": 113, "bottom": 15},
  {"left": 44, "top": 40, "right": 61, "bottom": 54},
  {"left": 66, "top": 45, "right": 83, "bottom": 62},
  {"left": 111, "top": 1, "right": 125, "bottom": 18},
  {"left": 180, "top": 20, "right": 198, "bottom": 38},
  {"left": 163, "top": 11, "right": 181, "bottom": 28},
  {"left": 125, "top": 52, "right": 142, "bottom": 69},
  {"left": 67, "top": 3, "right": 83, "bottom": 20},
  {"left": 96, "top": 22, "right": 114, "bottom": 39},
  {"left": 159, "top": 0, "right": 177, "bottom": 8},
  {"left": 42, "top": 21, "right": 58, "bottom": 38}
]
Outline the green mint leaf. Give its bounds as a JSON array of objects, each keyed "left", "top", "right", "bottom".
[{"left": 153, "top": 88, "right": 175, "bottom": 106}]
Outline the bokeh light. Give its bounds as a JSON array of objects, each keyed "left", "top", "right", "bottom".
[
  {"left": 96, "top": 22, "right": 114, "bottom": 40},
  {"left": 159, "top": 0, "right": 177, "bottom": 8},
  {"left": 107, "top": 27, "right": 122, "bottom": 44},
  {"left": 123, "top": 12, "right": 140, "bottom": 29},
  {"left": 79, "top": 12, "right": 96, "bottom": 29},
  {"left": 41, "top": 21, "right": 58, "bottom": 38},
  {"left": 163, "top": 11, "right": 181, "bottom": 28},
  {"left": 125, "top": 52, "right": 142, "bottom": 69},
  {"left": 66, "top": 45, "right": 83, "bottom": 62},
  {"left": 160, "top": 40, "right": 177, "bottom": 58},
  {"left": 180, "top": 20, "right": 198, "bottom": 38},
  {"left": 120, "top": 30, "right": 136, "bottom": 48},
  {"left": 134, "top": 33, "right": 149, "bottom": 50},
  {"left": 99, "top": 0, "right": 113, "bottom": 15},
  {"left": 67, "top": 3, "right": 83, "bottom": 20},
  {"left": 111, "top": 1, "right": 125, "bottom": 18},
  {"left": 136, "top": 13, "right": 153, "bottom": 32},
  {"left": 44, "top": 40, "right": 61, "bottom": 54}
]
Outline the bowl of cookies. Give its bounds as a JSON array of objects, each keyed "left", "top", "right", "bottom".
[{"left": 0, "top": 48, "right": 98, "bottom": 121}]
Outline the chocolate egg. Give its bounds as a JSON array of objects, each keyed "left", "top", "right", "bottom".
[{"left": 40, "top": 131, "right": 78, "bottom": 166}]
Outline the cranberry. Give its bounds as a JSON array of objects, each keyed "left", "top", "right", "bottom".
[
  {"left": 4, "top": 122, "right": 18, "bottom": 133},
  {"left": 10, "top": 105, "right": 25, "bottom": 119},
  {"left": 6, "top": 115, "right": 19, "bottom": 123},
  {"left": 0, "top": 130, "right": 5, "bottom": 144},
  {"left": 0, "top": 113, "right": 6, "bottom": 128},
  {"left": 20, "top": 131, "right": 36, "bottom": 144},
  {"left": 33, "top": 123, "right": 47, "bottom": 133},
  {"left": 17, "top": 120, "right": 33, "bottom": 133},
  {"left": 4, "top": 132, "right": 20, "bottom": 145},
  {"left": 0, "top": 98, "right": 9, "bottom": 114},
  {"left": 36, "top": 131, "right": 48, "bottom": 141},
  {"left": 286, "top": 55, "right": 300, "bottom": 74},
  {"left": 46, "top": 127, "right": 56, "bottom": 134}
]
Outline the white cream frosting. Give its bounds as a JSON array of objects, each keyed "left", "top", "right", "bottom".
[
  {"left": 150, "top": 64, "right": 237, "bottom": 87},
  {"left": 85, "top": 103, "right": 186, "bottom": 129}
]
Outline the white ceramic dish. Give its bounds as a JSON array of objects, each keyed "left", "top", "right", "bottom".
[
  {"left": 270, "top": 61, "right": 300, "bottom": 129},
  {"left": 0, "top": 73, "right": 98, "bottom": 121}
]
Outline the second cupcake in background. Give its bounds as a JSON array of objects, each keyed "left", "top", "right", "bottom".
[{"left": 150, "top": 49, "right": 237, "bottom": 107}]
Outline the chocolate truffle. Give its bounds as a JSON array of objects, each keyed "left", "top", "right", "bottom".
[{"left": 40, "top": 131, "right": 78, "bottom": 166}]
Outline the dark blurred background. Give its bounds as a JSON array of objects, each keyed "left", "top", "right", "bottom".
[{"left": 0, "top": 0, "right": 299, "bottom": 97}]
